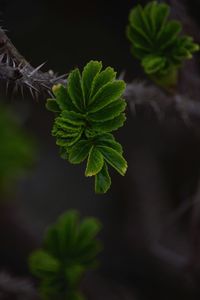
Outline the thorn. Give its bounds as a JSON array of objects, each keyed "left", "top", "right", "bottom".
[
  {"left": 48, "top": 90, "right": 54, "bottom": 97},
  {"left": 11, "top": 59, "right": 16, "bottom": 68},
  {"left": 40, "top": 82, "right": 50, "bottom": 90},
  {"left": 21, "top": 63, "right": 29, "bottom": 72},
  {"left": 28, "top": 62, "right": 46, "bottom": 77},
  {"left": 52, "top": 73, "right": 67, "bottom": 82},
  {"left": 6, "top": 54, "right": 9, "bottom": 65},
  {"left": 24, "top": 81, "right": 40, "bottom": 93},
  {"left": 28, "top": 87, "right": 35, "bottom": 98},
  {"left": 18, "top": 61, "right": 23, "bottom": 69}
]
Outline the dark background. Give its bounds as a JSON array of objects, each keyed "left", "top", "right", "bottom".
[{"left": 1, "top": 0, "right": 200, "bottom": 299}]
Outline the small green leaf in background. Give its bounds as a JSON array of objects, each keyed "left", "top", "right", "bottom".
[
  {"left": 46, "top": 60, "right": 128, "bottom": 193},
  {"left": 29, "top": 210, "right": 102, "bottom": 300},
  {"left": 127, "top": 1, "right": 199, "bottom": 89}
]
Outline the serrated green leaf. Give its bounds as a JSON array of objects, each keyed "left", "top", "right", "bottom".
[
  {"left": 55, "top": 129, "right": 83, "bottom": 147},
  {"left": 47, "top": 61, "right": 127, "bottom": 193},
  {"left": 95, "top": 162, "right": 111, "bottom": 194},
  {"left": 127, "top": 1, "right": 199, "bottom": 81},
  {"left": 98, "top": 146, "right": 127, "bottom": 176},
  {"left": 82, "top": 61, "right": 102, "bottom": 104},
  {"left": 158, "top": 20, "right": 181, "bottom": 49},
  {"left": 144, "top": 1, "right": 157, "bottom": 34},
  {"left": 96, "top": 134, "right": 123, "bottom": 153},
  {"left": 54, "top": 85, "right": 78, "bottom": 112},
  {"left": 54, "top": 117, "right": 81, "bottom": 132},
  {"left": 68, "top": 69, "right": 84, "bottom": 111},
  {"left": 90, "top": 66, "right": 116, "bottom": 98},
  {"left": 129, "top": 5, "right": 153, "bottom": 45},
  {"left": 129, "top": 28, "right": 152, "bottom": 53},
  {"left": 88, "top": 98, "right": 126, "bottom": 122},
  {"left": 53, "top": 130, "right": 79, "bottom": 139},
  {"left": 68, "top": 140, "right": 92, "bottom": 164},
  {"left": 91, "top": 113, "right": 126, "bottom": 132},
  {"left": 88, "top": 80, "right": 126, "bottom": 113},
  {"left": 85, "top": 146, "right": 104, "bottom": 177},
  {"left": 61, "top": 110, "right": 85, "bottom": 126},
  {"left": 154, "top": 3, "right": 169, "bottom": 34}
]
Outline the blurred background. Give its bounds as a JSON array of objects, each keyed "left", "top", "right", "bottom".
[{"left": 1, "top": 0, "right": 200, "bottom": 299}]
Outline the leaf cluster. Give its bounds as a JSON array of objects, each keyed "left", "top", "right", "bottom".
[
  {"left": 127, "top": 1, "right": 199, "bottom": 77},
  {"left": 46, "top": 61, "right": 127, "bottom": 193},
  {"left": 29, "top": 211, "right": 102, "bottom": 300}
]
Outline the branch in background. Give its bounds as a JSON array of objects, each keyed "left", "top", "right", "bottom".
[
  {"left": 0, "top": 27, "right": 66, "bottom": 97},
  {"left": 125, "top": 81, "right": 200, "bottom": 126},
  {"left": 0, "top": 271, "right": 38, "bottom": 299}
]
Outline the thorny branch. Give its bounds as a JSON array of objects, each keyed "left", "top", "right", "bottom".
[
  {"left": 125, "top": 81, "right": 200, "bottom": 127},
  {"left": 0, "top": 27, "right": 66, "bottom": 97},
  {"left": 1, "top": 26, "right": 200, "bottom": 126}
]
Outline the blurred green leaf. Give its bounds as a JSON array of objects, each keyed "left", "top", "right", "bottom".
[{"left": 29, "top": 211, "right": 102, "bottom": 300}]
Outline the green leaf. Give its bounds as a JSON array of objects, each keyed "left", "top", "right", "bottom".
[
  {"left": 98, "top": 146, "right": 127, "bottom": 176},
  {"left": 54, "top": 85, "right": 78, "bottom": 112},
  {"left": 55, "top": 129, "right": 83, "bottom": 147},
  {"left": 29, "top": 211, "right": 102, "bottom": 299},
  {"left": 158, "top": 20, "right": 181, "bottom": 49},
  {"left": 85, "top": 146, "right": 104, "bottom": 176},
  {"left": 78, "top": 218, "right": 102, "bottom": 251},
  {"left": 29, "top": 250, "right": 60, "bottom": 278},
  {"left": 153, "top": 2, "right": 169, "bottom": 34},
  {"left": 54, "top": 116, "right": 82, "bottom": 132},
  {"left": 95, "top": 163, "right": 111, "bottom": 194},
  {"left": 88, "top": 80, "right": 126, "bottom": 112},
  {"left": 82, "top": 61, "right": 102, "bottom": 103},
  {"left": 90, "top": 66, "right": 116, "bottom": 98},
  {"left": 127, "top": 1, "right": 199, "bottom": 83},
  {"left": 91, "top": 113, "right": 126, "bottom": 132},
  {"left": 57, "top": 211, "right": 80, "bottom": 256},
  {"left": 61, "top": 111, "right": 85, "bottom": 126},
  {"left": 44, "top": 226, "right": 61, "bottom": 258},
  {"left": 68, "top": 69, "right": 84, "bottom": 111},
  {"left": 129, "top": 5, "right": 153, "bottom": 45},
  {"left": 65, "top": 264, "right": 85, "bottom": 287},
  {"left": 142, "top": 54, "right": 167, "bottom": 74},
  {"left": 88, "top": 98, "right": 126, "bottom": 122},
  {"left": 47, "top": 61, "right": 127, "bottom": 193},
  {"left": 75, "top": 240, "right": 102, "bottom": 265},
  {"left": 68, "top": 140, "right": 92, "bottom": 164},
  {"left": 96, "top": 134, "right": 123, "bottom": 153}
]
